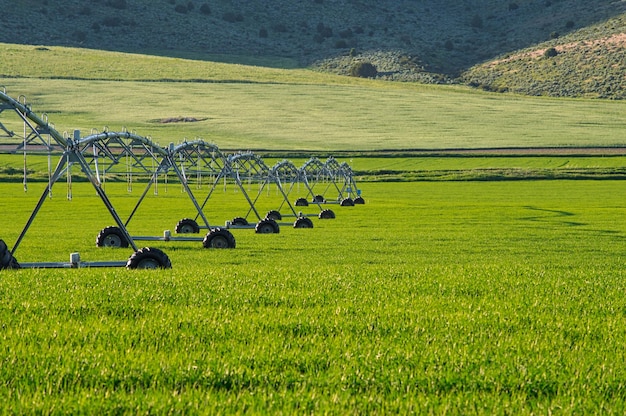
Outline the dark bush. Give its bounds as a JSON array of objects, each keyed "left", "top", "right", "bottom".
[
  {"left": 102, "top": 16, "right": 121, "bottom": 27},
  {"left": 544, "top": 47, "right": 558, "bottom": 57},
  {"left": 470, "top": 15, "right": 483, "bottom": 29},
  {"left": 259, "top": 27, "right": 268, "bottom": 38},
  {"left": 78, "top": 6, "right": 91, "bottom": 15},
  {"left": 187, "top": 2, "right": 194, "bottom": 11},
  {"left": 72, "top": 30, "right": 87, "bottom": 42},
  {"left": 175, "top": 4, "right": 188, "bottom": 13},
  {"left": 92, "top": 22, "right": 101, "bottom": 32},
  {"left": 339, "top": 28, "right": 353, "bottom": 39},
  {"left": 316, "top": 23, "right": 333, "bottom": 38},
  {"left": 350, "top": 62, "right": 377, "bottom": 78},
  {"left": 334, "top": 40, "right": 348, "bottom": 49},
  {"left": 199, "top": 4, "right": 211, "bottom": 15},
  {"left": 565, "top": 20, "right": 575, "bottom": 29},
  {"left": 272, "top": 23, "right": 288, "bottom": 33},
  {"left": 509, "top": 3, "right": 519, "bottom": 10},
  {"left": 106, "top": 0, "right": 126, "bottom": 10},
  {"left": 444, "top": 39, "right": 454, "bottom": 51},
  {"left": 223, "top": 11, "right": 244, "bottom": 23},
  {"left": 550, "top": 31, "right": 559, "bottom": 39}
]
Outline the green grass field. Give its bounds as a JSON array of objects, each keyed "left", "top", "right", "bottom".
[
  {"left": 2, "top": 43, "right": 626, "bottom": 151},
  {"left": 2, "top": 180, "right": 626, "bottom": 413},
  {"left": 2, "top": 42, "right": 626, "bottom": 413}
]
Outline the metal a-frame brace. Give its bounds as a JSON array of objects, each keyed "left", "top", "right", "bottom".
[
  {"left": 0, "top": 89, "right": 171, "bottom": 269},
  {"left": 95, "top": 139, "right": 236, "bottom": 249},
  {"left": 297, "top": 157, "right": 364, "bottom": 207},
  {"left": 229, "top": 153, "right": 315, "bottom": 229},
  {"left": 184, "top": 151, "right": 281, "bottom": 233},
  {"left": 271, "top": 159, "right": 335, "bottom": 220},
  {"left": 322, "top": 157, "right": 365, "bottom": 205}
]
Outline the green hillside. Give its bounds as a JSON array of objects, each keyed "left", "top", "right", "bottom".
[{"left": 1, "top": 0, "right": 624, "bottom": 98}]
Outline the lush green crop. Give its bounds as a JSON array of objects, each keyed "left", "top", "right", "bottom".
[
  {"left": 2, "top": 43, "right": 626, "bottom": 151},
  {"left": 1, "top": 179, "right": 626, "bottom": 413},
  {"left": 2, "top": 40, "right": 626, "bottom": 414}
]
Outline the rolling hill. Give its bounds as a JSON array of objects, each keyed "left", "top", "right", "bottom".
[{"left": 1, "top": 0, "right": 625, "bottom": 98}]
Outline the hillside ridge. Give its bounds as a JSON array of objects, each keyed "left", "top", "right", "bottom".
[{"left": 1, "top": 0, "right": 625, "bottom": 98}]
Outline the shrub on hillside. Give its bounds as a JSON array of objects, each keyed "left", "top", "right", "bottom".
[
  {"left": 316, "top": 23, "right": 333, "bottom": 38},
  {"left": 350, "top": 62, "right": 377, "bottom": 78},
  {"left": 470, "top": 15, "right": 483, "bottom": 29},
  {"left": 199, "top": 4, "right": 211, "bottom": 15},
  {"left": 544, "top": 47, "right": 558, "bottom": 57},
  {"left": 105, "top": 0, "right": 126, "bottom": 10},
  {"left": 223, "top": 11, "right": 244, "bottom": 23},
  {"left": 102, "top": 16, "right": 121, "bottom": 27},
  {"left": 259, "top": 28, "right": 268, "bottom": 38},
  {"left": 72, "top": 30, "right": 87, "bottom": 42},
  {"left": 175, "top": 4, "right": 188, "bottom": 13},
  {"left": 272, "top": 23, "right": 288, "bottom": 33}
]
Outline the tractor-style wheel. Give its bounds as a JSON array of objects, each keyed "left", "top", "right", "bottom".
[
  {"left": 295, "top": 198, "right": 309, "bottom": 207},
  {"left": 255, "top": 218, "right": 280, "bottom": 234},
  {"left": 231, "top": 217, "right": 249, "bottom": 226},
  {"left": 203, "top": 228, "right": 236, "bottom": 249},
  {"left": 313, "top": 195, "right": 325, "bottom": 203},
  {"left": 318, "top": 209, "right": 335, "bottom": 219},
  {"left": 96, "top": 226, "right": 130, "bottom": 248},
  {"left": 340, "top": 198, "right": 355, "bottom": 206},
  {"left": 126, "top": 247, "right": 172, "bottom": 269},
  {"left": 354, "top": 197, "right": 365, "bottom": 205},
  {"left": 294, "top": 217, "right": 314, "bottom": 229},
  {"left": 0, "top": 239, "right": 20, "bottom": 270},
  {"left": 266, "top": 210, "right": 282, "bottom": 221},
  {"left": 175, "top": 218, "right": 200, "bottom": 234}
]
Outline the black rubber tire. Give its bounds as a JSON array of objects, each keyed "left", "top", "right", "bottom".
[
  {"left": 265, "top": 210, "right": 282, "bottom": 221},
  {"left": 96, "top": 226, "right": 130, "bottom": 248},
  {"left": 126, "top": 247, "right": 172, "bottom": 269},
  {"left": 231, "top": 217, "right": 249, "bottom": 226},
  {"left": 340, "top": 198, "right": 355, "bottom": 207},
  {"left": 313, "top": 194, "right": 325, "bottom": 203},
  {"left": 354, "top": 196, "right": 365, "bottom": 205},
  {"left": 202, "top": 228, "right": 236, "bottom": 249},
  {"left": 318, "top": 209, "right": 336, "bottom": 220},
  {"left": 294, "top": 217, "right": 314, "bottom": 229},
  {"left": 255, "top": 218, "right": 280, "bottom": 234},
  {"left": 0, "top": 239, "right": 20, "bottom": 270},
  {"left": 175, "top": 218, "right": 200, "bottom": 234},
  {"left": 295, "top": 198, "right": 309, "bottom": 207}
]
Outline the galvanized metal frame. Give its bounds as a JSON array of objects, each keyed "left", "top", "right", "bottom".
[{"left": 0, "top": 89, "right": 170, "bottom": 268}]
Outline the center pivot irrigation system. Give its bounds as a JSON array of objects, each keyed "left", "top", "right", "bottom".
[
  {"left": 0, "top": 88, "right": 365, "bottom": 270},
  {"left": 0, "top": 89, "right": 172, "bottom": 269}
]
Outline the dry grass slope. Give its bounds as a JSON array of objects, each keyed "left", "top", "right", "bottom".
[{"left": 0, "top": 0, "right": 624, "bottom": 98}]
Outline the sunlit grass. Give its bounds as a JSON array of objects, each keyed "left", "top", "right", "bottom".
[
  {"left": 2, "top": 180, "right": 626, "bottom": 413},
  {"left": 1, "top": 43, "right": 625, "bottom": 151}
]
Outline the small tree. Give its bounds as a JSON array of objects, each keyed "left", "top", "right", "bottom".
[
  {"left": 350, "top": 62, "right": 377, "bottom": 78},
  {"left": 199, "top": 3, "right": 211, "bottom": 15},
  {"left": 544, "top": 47, "right": 558, "bottom": 58}
]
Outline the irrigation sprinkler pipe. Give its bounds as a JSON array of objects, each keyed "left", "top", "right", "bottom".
[{"left": 0, "top": 90, "right": 68, "bottom": 148}]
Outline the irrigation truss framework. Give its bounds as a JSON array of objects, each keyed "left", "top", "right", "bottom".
[{"left": 0, "top": 87, "right": 365, "bottom": 269}]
